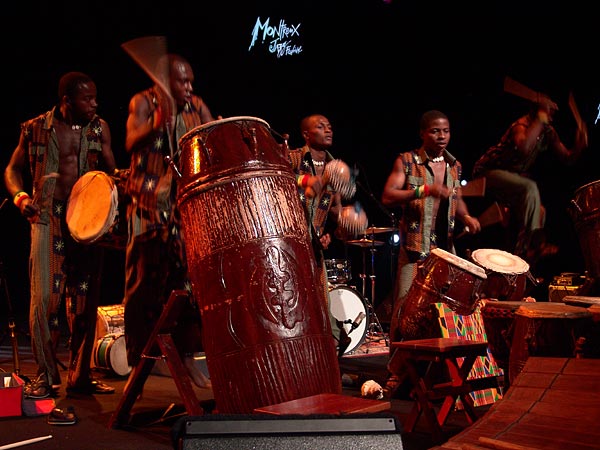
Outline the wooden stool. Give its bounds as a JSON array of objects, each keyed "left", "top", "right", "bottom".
[
  {"left": 253, "top": 393, "right": 390, "bottom": 416},
  {"left": 389, "top": 337, "right": 489, "bottom": 443}
]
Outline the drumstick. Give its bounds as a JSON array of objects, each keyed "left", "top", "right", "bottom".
[
  {"left": 568, "top": 91, "right": 584, "bottom": 132},
  {"left": 503, "top": 76, "right": 541, "bottom": 103},
  {"left": 121, "top": 36, "right": 172, "bottom": 97}
]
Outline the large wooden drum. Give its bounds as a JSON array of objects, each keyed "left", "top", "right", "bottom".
[
  {"left": 509, "top": 302, "right": 593, "bottom": 383},
  {"left": 177, "top": 117, "right": 341, "bottom": 413},
  {"left": 569, "top": 180, "right": 600, "bottom": 292}
]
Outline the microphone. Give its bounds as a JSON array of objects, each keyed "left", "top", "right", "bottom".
[{"left": 350, "top": 311, "right": 366, "bottom": 330}]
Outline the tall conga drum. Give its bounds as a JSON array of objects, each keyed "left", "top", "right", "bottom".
[
  {"left": 177, "top": 117, "right": 341, "bottom": 413},
  {"left": 569, "top": 180, "right": 600, "bottom": 292},
  {"left": 509, "top": 302, "right": 593, "bottom": 383}
]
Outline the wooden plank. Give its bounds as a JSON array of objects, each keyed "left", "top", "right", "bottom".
[{"left": 253, "top": 393, "right": 391, "bottom": 416}]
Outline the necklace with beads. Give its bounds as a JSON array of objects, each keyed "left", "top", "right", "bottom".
[
  {"left": 312, "top": 159, "right": 325, "bottom": 167},
  {"left": 431, "top": 155, "right": 444, "bottom": 162}
]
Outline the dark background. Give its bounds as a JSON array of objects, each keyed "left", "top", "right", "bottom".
[{"left": 1, "top": 1, "right": 598, "bottom": 321}]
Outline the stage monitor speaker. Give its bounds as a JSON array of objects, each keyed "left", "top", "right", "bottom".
[{"left": 173, "top": 413, "right": 404, "bottom": 450}]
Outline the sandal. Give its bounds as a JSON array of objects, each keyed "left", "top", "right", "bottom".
[{"left": 47, "top": 406, "right": 77, "bottom": 425}]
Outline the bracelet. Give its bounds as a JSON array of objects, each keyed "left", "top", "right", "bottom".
[
  {"left": 13, "top": 191, "right": 30, "bottom": 208},
  {"left": 297, "top": 174, "right": 309, "bottom": 188},
  {"left": 415, "top": 186, "right": 421, "bottom": 199},
  {"left": 423, "top": 184, "right": 430, "bottom": 197}
]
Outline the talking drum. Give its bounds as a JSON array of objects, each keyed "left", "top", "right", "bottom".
[
  {"left": 399, "top": 248, "right": 487, "bottom": 340},
  {"left": 508, "top": 302, "right": 593, "bottom": 383},
  {"left": 66, "top": 171, "right": 128, "bottom": 249},
  {"left": 471, "top": 249, "right": 530, "bottom": 302},
  {"left": 177, "top": 117, "right": 341, "bottom": 413},
  {"left": 480, "top": 300, "right": 529, "bottom": 376},
  {"left": 93, "top": 333, "right": 131, "bottom": 377},
  {"left": 569, "top": 180, "right": 600, "bottom": 289},
  {"left": 325, "top": 259, "right": 352, "bottom": 285},
  {"left": 328, "top": 286, "right": 368, "bottom": 354}
]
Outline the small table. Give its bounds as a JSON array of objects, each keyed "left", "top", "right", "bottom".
[{"left": 390, "top": 337, "right": 489, "bottom": 442}]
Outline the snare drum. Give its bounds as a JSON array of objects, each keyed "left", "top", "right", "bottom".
[
  {"left": 67, "top": 170, "right": 128, "bottom": 249},
  {"left": 471, "top": 249, "right": 530, "bottom": 302},
  {"left": 329, "top": 286, "right": 368, "bottom": 354},
  {"left": 93, "top": 333, "right": 131, "bottom": 376},
  {"left": 325, "top": 259, "right": 352, "bottom": 285},
  {"left": 509, "top": 302, "right": 593, "bottom": 383}
]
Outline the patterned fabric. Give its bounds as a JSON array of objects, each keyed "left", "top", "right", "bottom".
[
  {"left": 435, "top": 302, "right": 504, "bottom": 408},
  {"left": 398, "top": 147, "right": 462, "bottom": 260},
  {"left": 288, "top": 146, "right": 335, "bottom": 239}
]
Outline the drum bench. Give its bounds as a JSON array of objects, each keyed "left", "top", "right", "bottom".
[
  {"left": 388, "top": 337, "right": 489, "bottom": 443},
  {"left": 252, "top": 393, "right": 391, "bottom": 416}
]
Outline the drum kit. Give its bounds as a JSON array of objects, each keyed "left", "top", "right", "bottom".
[{"left": 327, "top": 226, "right": 397, "bottom": 354}]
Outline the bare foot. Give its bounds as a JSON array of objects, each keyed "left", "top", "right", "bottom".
[{"left": 184, "top": 356, "right": 212, "bottom": 389}]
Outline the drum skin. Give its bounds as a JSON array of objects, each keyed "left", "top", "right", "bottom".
[
  {"left": 471, "top": 249, "right": 529, "bottom": 302},
  {"left": 177, "top": 117, "right": 341, "bottom": 414}
]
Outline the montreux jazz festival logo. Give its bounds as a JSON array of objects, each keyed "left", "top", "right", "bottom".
[{"left": 248, "top": 17, "right": 302, "bottom": 58}]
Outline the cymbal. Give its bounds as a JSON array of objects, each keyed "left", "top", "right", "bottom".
[
  {"left": 364, "top": 226, "right": 396, "bottom": 234},
  {"left": 347, "top": 238, "right": 385, "bottom": 248}
]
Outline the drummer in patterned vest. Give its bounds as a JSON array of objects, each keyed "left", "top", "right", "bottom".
[
  {"left": 4, "top": 71, "right": 117, "bottom": 397},
  {"left": 288, "top": 114, "right": 350, "bottom": 353},
  {"left": 381, "top": 110, "right": 481, "bottom": 342},
  {"left": 122, "top": 53, "right": 215, "bottom": 388}
]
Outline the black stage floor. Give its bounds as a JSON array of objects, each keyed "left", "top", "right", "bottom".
[{"left": 0, "top": 329, "right": 487, "bottom": 450}]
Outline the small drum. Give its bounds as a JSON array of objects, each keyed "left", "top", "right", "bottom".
[
  {"left": 509, "top": 302, "right": 593, "bottom": 383},
  {"left": 93, "top": 333, "right": 131, "bottom": 376},
  {"left": 325, "top": 259, "right": 352, "bottom": 284},
  {"left": 96, "top": 304, "right": 125, "bottom": 339},
  {"left": 471, "top": 249, "right": 530, "bottom": 302},
  {"left": 480, "top": 300, "right": 529, "bottom": 375},
  {"left": 66, "top": 170, "right": 128, "bottom": 249},
  {"left": 329, "top": 286, "right": 368, "bottom": 354},
  {"left": 399, "top": 248, "right": 487, "bottom": 340}
]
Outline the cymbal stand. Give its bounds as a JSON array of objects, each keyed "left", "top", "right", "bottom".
[
  {"left": 0, "top": 254, "right": 21, "bottom": 376},
  {"left": 359, "top": 237, "right": 387, "bottom": 346}
]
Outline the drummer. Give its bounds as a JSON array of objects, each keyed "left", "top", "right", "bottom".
[
  {"left": 472, "top": 90, "right": 588, "bottom": 269},
  {"left": 4, "top": 71, "right": 116, "bottom": 397},
  {"left": 121, "top": 53, "right": 216, "bottom": 388},
  {"left": 288, "top": 113, "right": 351, "bottom": 353},
  {"left": 381, "top": 110, "right": 481, "bottom": 337}
]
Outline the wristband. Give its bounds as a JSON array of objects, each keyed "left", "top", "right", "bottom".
[
  {"left": 13, "top": 191, "right": 30, "bottom": 208},
  {"left": 423, "top": 184, "right": 430, "bottom": 197},
  {"left": 415, "top": 186, "right": 422, "bottom": 199},
  {"left": 297, "top": 174, "right": 309, "bottom": 189}
]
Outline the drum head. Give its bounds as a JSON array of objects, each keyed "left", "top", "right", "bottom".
[
  {"left": 472, "top": 248, "right": 529, "bottom": 275},
  {"left": 430, "top": 248, "right": 487, "bottom": 279},
  {"left": 179, "top": 116, "right": 271, "bottom": 143},
  {"left": 515, "top": 302, "right": 592, "bottom": 319},
  {"left": 67, "top": 171, "right": 118, "bottom": 244},
  {"left": 328, "top": 286, "right": 368, "bottom": 354}
]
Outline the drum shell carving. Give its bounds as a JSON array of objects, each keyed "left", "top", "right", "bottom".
[{"left": 177, "top": 117, "right": 341, "bottom": 414}]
